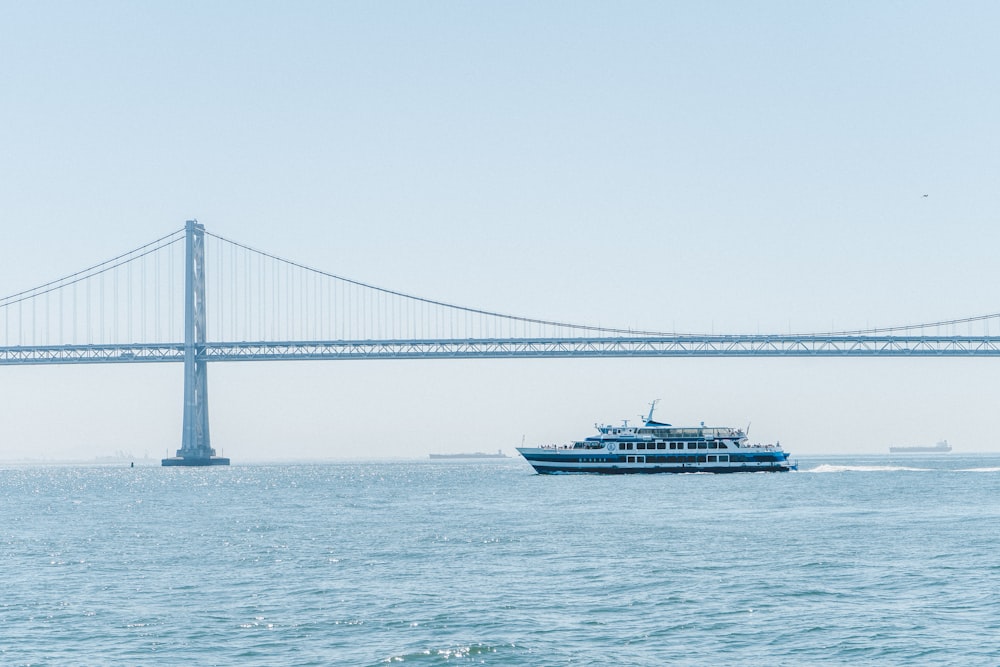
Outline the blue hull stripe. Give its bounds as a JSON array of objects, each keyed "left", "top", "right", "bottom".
[
  {"left": 520, "top": 454, "right": 792, "bottom": 464},
  {"left": 529, "top": 465, "right": 794, "bottom": 474}
]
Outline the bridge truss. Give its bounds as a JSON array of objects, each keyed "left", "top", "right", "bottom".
[{"left": 3, "top": 333, "right": 1000, "bottom": 365}]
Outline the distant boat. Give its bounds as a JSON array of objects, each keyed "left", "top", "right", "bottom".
[
  {"left": 889, "top": 440, "right": 951, "bottom": 454},
  {"left": 429, "top": 450, "right": 509, "bottom": 460}
]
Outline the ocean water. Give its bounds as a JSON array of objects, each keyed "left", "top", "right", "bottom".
[{"left": 2, "top": 455, "right": 998, "bottom": 666}]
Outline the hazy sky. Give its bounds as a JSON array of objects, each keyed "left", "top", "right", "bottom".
[{"left": 2, "top": 2, "right": 999, "bottom": 461}]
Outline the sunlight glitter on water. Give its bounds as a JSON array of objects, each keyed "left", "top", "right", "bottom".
[{"left": 1, "top": 458, "right": 998, "bottom": 665}]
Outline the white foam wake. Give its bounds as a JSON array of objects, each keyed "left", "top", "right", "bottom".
[{"left": 805, "top": 464, "right": 930, "bottom": 473}]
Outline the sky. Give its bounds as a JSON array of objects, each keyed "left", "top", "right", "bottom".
[{"left": 1, "top": 1, "right": 999, "bottom": 461}]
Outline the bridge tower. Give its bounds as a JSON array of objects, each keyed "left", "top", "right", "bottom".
[{"left": 162, "top": 220, "right": 229, "bottom": 466}]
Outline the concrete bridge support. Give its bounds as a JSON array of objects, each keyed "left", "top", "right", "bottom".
[{"left": 162, "top": 220, "right": 229, "bottom": 466}]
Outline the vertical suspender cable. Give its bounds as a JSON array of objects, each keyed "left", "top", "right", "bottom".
[
  {"left": 114, "top": 260, "right": 119, "bottom": 344},
  {"left": 217, "top": 237, "right": 224, "bottom": 341},
  {"left": 231, "top": 241, "right": 236, "bottom": 342},
  {"left": 243, "top": 246, "right": 248, "bottom": 340},
  {"left": 169, "top": 241, "right": 174, "bottom": 343},
  {"left": 155, "top": 245, "right": 159, "bottom": 342},
  {"left": 86, "top": 275, "right": 91, "bottom": 344},
  {"left": 126, "top": 262, "right": 131, "bottom": 343},
  {"left": 259, "top": 252, "right": 264, "bottom": 341},
  {"left": 99, "top": 272, "right": 104, "bottom": 344},
  {"left": 272, "top": 256, "right": 277, "bottom": 340}
]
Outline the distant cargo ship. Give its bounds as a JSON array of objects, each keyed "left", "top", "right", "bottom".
[
  {"left": 889, "top": 440, "right": 951, "bottom": 454},
  {"left": 429, "top": 450, "right": 509, "bottom": 460}
]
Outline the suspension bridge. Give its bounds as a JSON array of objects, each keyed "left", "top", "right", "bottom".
[{"left": 3, "top": 221, "right": 998, "bottom": 465}]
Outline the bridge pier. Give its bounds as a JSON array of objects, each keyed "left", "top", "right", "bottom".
[{"left": 162, "top": 220, "right": 229, "bottom": 467}]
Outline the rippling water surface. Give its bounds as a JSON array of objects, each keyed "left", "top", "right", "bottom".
[{"left": 2, "top": 455, "right": 998, "bottom": 665}]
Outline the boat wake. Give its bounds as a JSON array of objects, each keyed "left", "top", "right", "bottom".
[
  {"left": 805, "top": 464, "right": 930, "bottom": 473},
  {"left": 955, "top": 467, "right": 1000, "bottom": 473}
]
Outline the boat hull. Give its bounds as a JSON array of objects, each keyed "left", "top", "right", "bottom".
[
  {"left": 529, "top": 464, "right": 794, "bottom": 474},
  {"left": 517, "top": 449, "right": 795, "bottom": 474}
]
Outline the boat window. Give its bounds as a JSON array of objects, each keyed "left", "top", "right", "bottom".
[
  {"left": 636, "top": 443, "right": 645, "bottom": 450},
  {"left": 717, "top": 443, "right": 728, "bottom": 449},
  {"left": 697, "top": 455, "right": 707, "bottom": 463},
  {"left": 707, "top": 455, "right": 717, "bottom": 462},
  {"left": 708, "top": 442, "right": 717, "bottom": 449},
  {"left": 687, "top": 443, "right": 696, "bottom": 450},
  {"left": 656, "top": 442, "right": 665, "bottom": 449},
  {"left": 719, "top": 455, "right": 729, "bottom": 462},
  {"left": 698, "top": 443, "right": 707, "bottom": 449}
]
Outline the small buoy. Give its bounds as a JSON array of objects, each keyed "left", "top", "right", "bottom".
[{"left": 130, "top": 462, "right": 134, "bottom": 468}]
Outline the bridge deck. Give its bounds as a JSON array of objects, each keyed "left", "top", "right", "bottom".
[{"left": 2, "top": 335, "right": 1000, "bottom": 365}]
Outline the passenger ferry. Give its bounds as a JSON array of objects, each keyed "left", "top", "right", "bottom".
[{"left": 517, "top": 401, "right": 796, "bottom": 474}]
